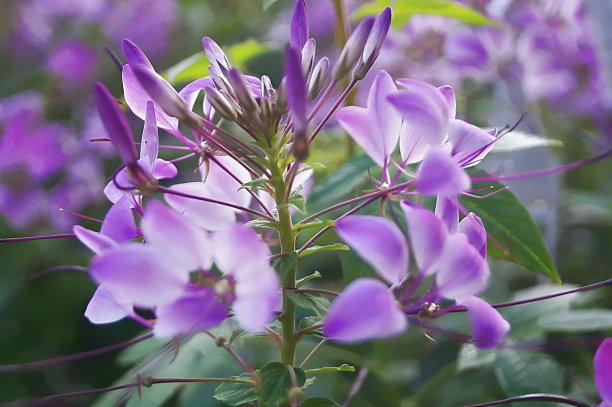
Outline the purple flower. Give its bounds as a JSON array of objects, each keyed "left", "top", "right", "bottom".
[
  {"left": 595, "top": 338, "right": 612, "bottom": 407},
  {"left": 290, "top": 0, "right": 309, "bottom": 51},
  {"left": 464, "top": 296, "right": 510, "bottom": 349},
  {"left": 47, "top": 40, "right": 97, "bottom": 84}
]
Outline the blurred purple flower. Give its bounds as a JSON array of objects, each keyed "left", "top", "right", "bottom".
[
  {"left": 47, "top": 40, "right": 97, "bottom": 85},
  {"left": 595, "top": 338, "right": 612, "bottom": 407}
]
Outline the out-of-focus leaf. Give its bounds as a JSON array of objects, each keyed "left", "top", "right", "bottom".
[
  {"left": 213, "top": 373, "right": 257, "bottom": 406},
  {"left": 299, "top": 243, "right": 349, "bottom": 257},
  {"left": 457, "top": 344, "right": 497, "bottom": 372},
  {"left": 304, "top": 364, "right": 355, "bottom": 375},
  {"left": 263, "top": 0, "right": 280, "bottom": 11},
  {"left": 495, "top": 348, "right": 563, "bottom": 397},
  {"left": 272, "top": 251, "right": 298, "bottom": 279},
  {"left": 491, "top": 131, "right": 562, "bottom": 152},
  {"left": 286, "top": 291, "right": 330, "bottom": 318},
  {"left": 257, "top": 362, "right": 305, "bottom": 407},
  {"left": 339, "top": 248, "right": 376, "bottom": 284},
  {"left": 165, "top": 51, "right": 209, "bottom": 85},
  {"left": 228, "top": 39, "right": 271, "bottom": 72},
  {"left": 460, "top": 177, "right": 560, "bottom": 283},
  {"left": 302, "top": 398, "right": 341, "bottom": 407},
  {"left": 563, "top": 190, "right": 612, "bottom": 225},
  {"left": 354, "top": 0, "right": 497, "bottom": 29},
  {"left": 538, "top": 309, "right": 612, "bottom": 332},
  {"left": 296, "top": 270, "right": 322, "bottom": 287}
]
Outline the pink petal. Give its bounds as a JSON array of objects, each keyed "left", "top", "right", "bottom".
[
  {"left": 435, "top": 194, "right": 459, "bottom": 234},
  {"left": 367, "top": 70, "right": 401, "bottom": 164},
  {"left": 595, "top": 338, "right": 612, "bottom": 405},
  {"left": 201, "top": 155, "right": 252, "bottom": 209},
  {"left": 232, "top": 263, "right": 280, "bottom": 333},
  {"left": 100, "top": 197, "right": 137, "bottom": 243},
  {"left": 336, "top": 106, "right": 384, "bottom": 167},
  {"left": 436, "top": 234, "right": 490, "bottom": 301},
  {"left": 153, "top": 287, "right": 227, "bottom": 337},
  {"left": 90, "top": 244, "right": 188, "bottom": 308},
  {"left": 211, "top": 224, "right": 270, "bottom": 275},
  {"left": 416, "top": 147, "right": 471, "bottom": 196},
  {"left": 398, "top": 121, "right": 433, "bottom": 164},
  {"left": 458, "top": 213, "right": 487, "bottom": 258},
  {"left": 401, "top": 202, "right": 446, "bottom": 275},
  {"left": 142, "top": 201, "right": 212, "bottom": 272},
  {"left": 437, "top": 85, "right": 456, "bottom": 120},
  {"left": 447, "top": 119, "right": 496, "bottom": 167},
  {"left": 85, "top": 285, "right": 132, "bottom": 324},
  {"left": 323, "top": 278, "right": 406, "bottom": 343},
  {"left": 73, "top": 225, "right": 117, "bottom": 254},
  {"left": 465, "top": 296, "right": 510, "bottom": 349},
  {"left": 164, "top": 182, "right": 237, "bottom": 231},
  {"left": 140, "top": 101, "right": 158, "bottom": 172},
  {"left": 336, "top": 215, "right": 409, "bottom": 286},
  {"left": 151, "top": 158, "right": 178, "bottom": 179}
]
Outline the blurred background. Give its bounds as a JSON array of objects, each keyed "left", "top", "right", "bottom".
[{"left": 1, "top": 0, "right": 612, "bottom": 406}]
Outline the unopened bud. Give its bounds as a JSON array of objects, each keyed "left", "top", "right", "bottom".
[
  {"left": 131, "top": 64, "right": 203, "bottom": 128},
  {"left": 353, "top": 7, "right": 392, "bottom": 80},
  {"left": 292, "top": 130, "right": 310, "bottom": 161},
  {"left": 307, "top": 57, "right": 329, "bottom": 100},
  {"left": 301, "top": 38, "right": 316, "bottom": 78},
  {"left": 276, "top": 79, "right": 287, "bottom": 111},
  {"left": 332, "top": 16, "right": 374, "bottom": 80},
  {"left": 227, "top": 68, "right": 259, "bottom": 114},
  {"left": 94, "top": 82, "right": 137, "bottom": 165},
  {"left": 260, "top": 75, "right": 275, "bottom": 99},
  {"left": 204, "top": 86, "right": 238, "bottom": 122},
  {"left": 290, "top": 0, "right": 309, "bottom": 50},
  {"left": 202, "top": 37, "right": 231, "bottom": 71}
]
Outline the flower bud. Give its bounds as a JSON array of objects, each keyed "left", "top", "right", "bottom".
[
  {"left": 332, "top": 16, "right": 374, "bottom": 80},
  {"left": 204, "top": 86, "right": 238, "bottom": 122},
  {"left": 202, "top": 37, "right": 230, "bottom": 71},
  {"left": 131, "top": 64, "right": 203, "bottom": 128},
  {"left": 307, "top": 57, "right": 329, "bottom": 100},
  {"left": 285, "top": 46, "right": 307, "bottom": 131},
  {"left": 290, "top": 0, "right": 308, "bottom": 50},
  {"left": 227, "top": 68, "right": 259, "bottom": 115},
  {"left": 260, "top": 74, "right": 275, "bottom": 99},
  {"left": 301, "top": 38, "right": 316, "bottom": 78},
  {"left": 353, "top": 7, "right": 392, "bottom": 80},
  {"left": 94, "top": 82, "right": 137, "bottom": 165},
  {"left": 122, "top": 39, "right": 154, "bottom": 71}
]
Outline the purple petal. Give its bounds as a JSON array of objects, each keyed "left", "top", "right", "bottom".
[
  {"left": 458, "top": 213, "right": 487, "bottom": 258},
  {"left": 73, "top": 225, "right": 117, "bottom": 254},
  {"left": 465, "top": 296, "right": 510, "bottom": 349},
  {"left": 103, "top": 168, "right": 131, "bottom": 204},
  {"left": 153, "top": 287, "right": 227, "bottom": 337},
  {"left": 140, "top": 101, "right": 158, "bottom": 172},
  {"left": 201, "top": 155, "right": 252, "bottom": 209},
  {"left": 212, "top": 224, "right": 270, "bottom": 275},
  {"left": 435, "top": 194, "right": 459, "bottom": 234},
  {"left": 232, "top": 263, "right": 280, "bottom": 333},
  {"left": 85, "top": 285, "right": 132, "bottom": 324},
  {"left": 367, "top": 70, "right": 401, "bottom": 165},
  {"left": 122, "top": 38, "right": 154, "bottom": 71},
  {"left": 202, "top": 37, "right": 230, "bottom": 71},
  {"left": 436, "top": 234, "right": 490, "bottom": 301},
  {"left": 100, "top": 197, "right": 137, "bottom": 243},
  {"left": 151, "top": 158, "right": 178, "bottom": 180},
  {"left": 595, "top": 338, "right": 612, "bottom": 405},
  {"left": 290, "top": 0, "right": 309, "bottom": 50},
  {"left": 164, "top": 182, "right": 237, "bottom": 231},
  {"left": 401, "top": 202, "right": 446, "bottom": 275},
  {"left": 448, "top": 119, "right": 496, "bottom": 167},
  {"left": 94, "top": 82, "right": 137, "bottom": 165},
  {"left": 336, "top": 215, "right": 409, "bottom": 286},
  {"left": 437, "top": 85, "right": 456, "bottom": 120},
  {"left": 398, "top": 121, "right": 432, "bottom": 164},
  {"left": 178, "top": 77, "right": 215, "bottom": 118},
  {"left": 122, "top": 65, "right": 178, "bottom": 132},
  {"left": 336, "top": 106, "right": 384, "bottom": 167},
  {"left": 90, "top": 244, "right": 188, "bottom": 307},
  {"left": 416, "top": 147, "right": 471, "bottom": 196},
  {"left": 323, "top": 278, "right": 407, "bottom": 343},
  {"left": 142, "top": 201, "right": 212, "bottom": 271},
  {"left": 285, "top": 46, "right": 307, "bottom": 131}
]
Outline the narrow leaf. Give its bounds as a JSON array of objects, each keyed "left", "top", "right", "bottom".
[
  {"left": 299, "top": 243, "right": 350, "bottom": 258},
  {"left": 304, "top": 364, "right": 356, "bottom": 375}
]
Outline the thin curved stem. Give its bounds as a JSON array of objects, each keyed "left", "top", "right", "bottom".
[{"left": 462, "top": 393, "right": 591, "bottom": 407}]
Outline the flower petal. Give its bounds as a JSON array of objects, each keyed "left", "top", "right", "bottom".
[
  {"left": 336, "top": 215, "right": 408, "bottom": 286},
  {"left": 151, "top": 158, "right": 178, "bottom": 179},
  {"left": 212, "top": 224, "right": 270, "bottom": 275},
  {"left": 142, "top": 201, "right": 212, "bottom": 271},
  {"left": 140, "top": 101, "right": 158, "bottom": 172},
  {"left": 436, "top": 234, "right": 490, "bottom": 301},
  {"left": 367, "top": 70, "right": 401, "bottom": 164},
  {"left": 201, "top": 155, "right": 252, "bottom": 209},
  {"left": 595, "top": 338, "right": 612, "bottom": 405},
  {"left": 401, "top": 202, "right": 446, "bottom": 275},
  {"left": 73, "top": 225, "right": 117, "bottom": 254},
  {"left": 153, "top": 287, "right": 227, "bottom": 337},
  {"left": 336, "top": 106, "right": 384, "bottom": 167},
  {"left": 416, "top": 147, "right": 471, "bottom": 196},
  {"left": 465, "top": 296, "right": 510, "bottom": 349},
  {"left": 285, "top": 46, "right": 307, "bottom": 131},
  {"left": 290, "top": 0, "right": 309, "bottom": 50},
  {"left": 85, "top": 285, "right": 132, "bottom": 324},
  {"left": 435, "top": 194, "right": 459, "bottom": 234},
  {"left": 323, "top": 278, "right": 406, "bottom": 343},
  {"left": 232, "top": 263, "right": 280, "bottom": 333},
  {"left": 90, "top": 244, "right": 187, "bottom": 307},
  {"left": 448, "top": 119, "right": 496, "bottom": 167},
  {"left": 100, "top": 197, "right": 137, "bottom": 243},
  {"left": 458, "top": 213, "right": 487, "bottom": 258}
]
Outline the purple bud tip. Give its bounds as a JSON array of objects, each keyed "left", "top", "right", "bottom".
[
  {"left": 202, "top": 37, "right": 230, "bottom": 71},
  {"left": 94, "top": 82, "right": 137, "bottom": 165},
  {"left": 121, "top": 39, "right": 154, "bottom": 71},
  {"left": 285, "top": 46, "right": 307, "bottom": 132},
  {"left": 307, "top": 57, "right": 329, "bottom": 100},
  {"left": 332, "top": 16, "right": 375, "bottom": 80},
  {"left": 301, "top": 38, "right": 316, "bottom": 77},
  {"left": 354, "top": 7, "right": 392, "bottom": 80},
  {"left": 290, "top": 0, "right": 309, "bottom": 50}
]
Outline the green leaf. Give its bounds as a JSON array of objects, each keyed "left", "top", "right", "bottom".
[
  {"left": 272, "top": 251, "right": 298, "bottom": 279},
  {"left": 299, "top": 243, "right": 349, "bottom": 258},
  {"left": 263, "top": 0, "right": 280, "bottom": 10},
  {"left": 538, "top": 309, "right": 612, "bottom": 332},
  {"left": 165, "top": 51, "right": 209, "bottom": 85},
  {"left": 239, "top": 177, "right": 270, "bottom": 191},
  {"left": 302, "top": 398, "right": 341, "bottom": 407},
  {"left": 299, "top": 316, "right": 322, "bottom": 331},
  {"left": 214, "top": 374, "right": 257, "bottom": 406},
  {"left": 246, "top": 218, "right": 278, "bottom": 230},
  {"left": 228, "top": 39, "right": 270, "bottom": 71},
  {"left": 354, "top": 0, "right": 497, "bottom": 29},
  {"left": 304, "top": 364, "right": 355, "bottom": 375},
  {"left": 258, "top": 362, "right": 306, "bottom": 407},
  {"left": 294, "top": 219, "right": 336, "bottom": 231},
  {"left": 491, "top": 131, "right": 562, "bottom": 153},
  {"left": 495, "top": 348, "right": 563, "bottom": 397},
  {"left": 459, "top": 177, "right": 560, "bottom": 283},
  {"left": 288, "top": 193, "right": 306, "bottom": 213},
  {"left": 296, "top": 270, "right": 322, "bottom": 287},
  {"left": 339, "top": 248, "right": 376, "bottom": 284},
  {"left": 457, "top": 344, "right": 497, "bottom": 372},
  {"left": 286, "top": 291, "right": 330, "bottom": 318}
]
